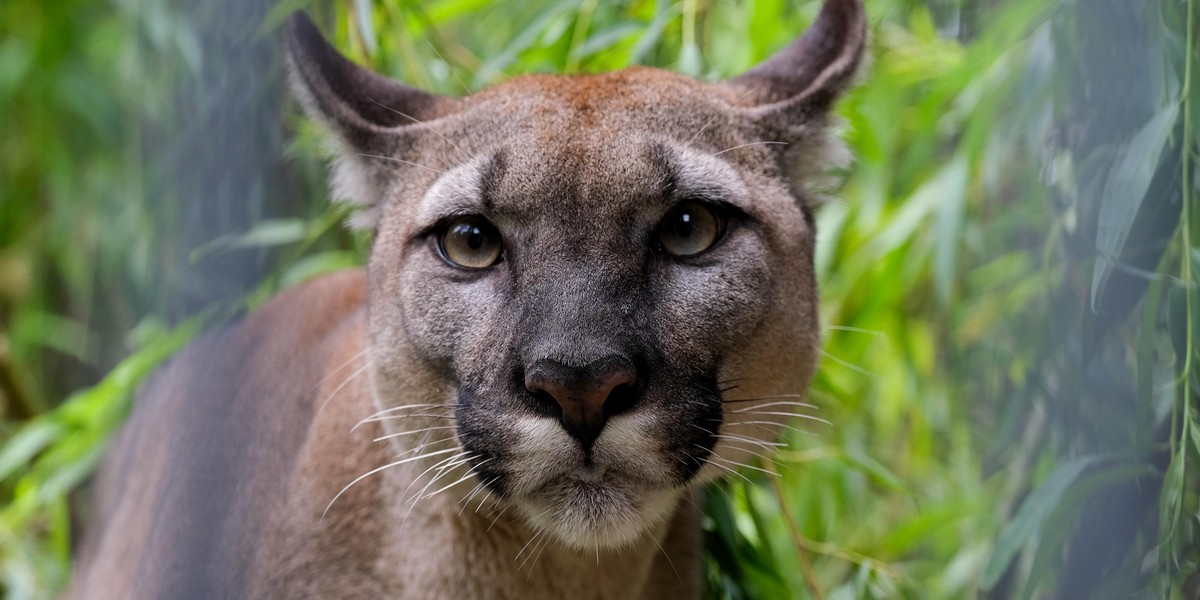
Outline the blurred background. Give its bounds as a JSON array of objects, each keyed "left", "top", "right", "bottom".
[{"left": 1, "top": 0, "right": 1197, "bottom": 597}]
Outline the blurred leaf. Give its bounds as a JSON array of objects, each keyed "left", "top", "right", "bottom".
[
  {"left": 982, "top": 455, "right": 1098, "bottom": 589},
  {"left": 188, "top": 218, "right": 308, "bottom": 262},
  {"left": 0, "top": 421, "right": 63, "bottom": 482},
  {"left": 932, "top": 154, "right": 969, "bottom": 303},
  {"left": 1089, "top": 103, "right": 1180, "bottom": 312}
]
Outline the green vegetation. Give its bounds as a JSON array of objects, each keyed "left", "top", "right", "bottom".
[{"left": 1, "top": 0, "right": 1197, "bottom": 597}]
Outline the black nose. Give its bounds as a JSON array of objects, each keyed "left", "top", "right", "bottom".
[{"left": 524, "top": 356, "right": 638, "bottom": 448}]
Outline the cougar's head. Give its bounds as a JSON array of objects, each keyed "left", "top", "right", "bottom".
[{"left": 286, "top": 0, "right": 865, "bottom": 550}]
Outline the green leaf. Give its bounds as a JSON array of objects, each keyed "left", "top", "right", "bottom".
[
  {"left": 0, "top": 420, "right": 63, "bottom": 482},
  {"left": 932, "top": 154, "right": 970, "bottom": 303},
  {"left": 188, "top": 218, "right": 308, "bottom": 262},
  {"left": 1089, "top": 103, "right": 1180, "bottom": 312},
  {"left": 982, "top": 455, "right": 1098, "bottom": 589}
]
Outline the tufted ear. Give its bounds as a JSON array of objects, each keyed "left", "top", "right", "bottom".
[
  {"left": 725, "top": 0, "right": 867, "bottom": 115},
  {"left": 284, "top": 12, "right": 445, "bottom": 149},
  {"left": 284, "top": 12, "right": 450, "bottom": 227},
  {"left": 722, "top": 0, "right": 867, "bottom": 200}
]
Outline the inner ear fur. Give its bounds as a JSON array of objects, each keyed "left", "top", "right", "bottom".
[
  {"left": 284, "top": 12, "right": 445, "bottom": 150},
  {"left": 284, "top": 12, "right": 452, "bottom": 228},
  {"left": 722, "top": 0, "right": 868, "bottom": 200},
  {"left": 725, "top": 0, "right": 867, "bottom": 115}
]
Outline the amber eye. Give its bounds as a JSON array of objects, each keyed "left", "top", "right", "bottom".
[
  {"left": 438, "top": 215, "right": 503, "bottom": 269},
  {"left": 656, "top": 201, "right": 724, "bottom": 257}
]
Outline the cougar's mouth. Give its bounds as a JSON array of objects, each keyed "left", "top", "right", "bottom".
[{"left": 514, "top": 468, "right": 682, "bottom": 550}]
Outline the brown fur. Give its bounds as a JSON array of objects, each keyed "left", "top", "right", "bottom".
[{"left": 68, "top": 2, "right": 866, "bottom": 598}]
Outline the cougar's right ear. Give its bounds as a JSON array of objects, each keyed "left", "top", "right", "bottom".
[{"left": 285, "top": 12, "right": 451, "bottom": 227}]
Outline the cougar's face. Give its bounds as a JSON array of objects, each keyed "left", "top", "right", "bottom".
[
  {"left": 367, "top": 72, "right": 821, "bottom": 549},
  {"left": 286, "top": 0, "right": 864, "bottom": 550}
]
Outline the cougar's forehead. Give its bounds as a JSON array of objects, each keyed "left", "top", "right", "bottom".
[{"left": 468, "top": 67, "right": 742, "bottom": 141}]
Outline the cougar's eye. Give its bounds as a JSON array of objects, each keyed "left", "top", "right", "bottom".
[
  {"left": 438, "top": 215, "right": 503, "bottom": 269},
  {"left": 656, "top": 201, "right": 725, "bottom": 257}
]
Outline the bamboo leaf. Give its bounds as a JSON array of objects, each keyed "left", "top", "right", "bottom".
[
  {"left": 1089, "top": 103, "right": 1180, "bottom": 312},
  {"left": 982, "top": 455, "right": 1098, "bottom": 589}
]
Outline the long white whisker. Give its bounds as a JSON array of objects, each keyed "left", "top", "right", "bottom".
[
  {"left": 364, "top": 94, "right": 467, "bottom": 157},
  {"left": 313, "top": 348, "right": 370, "bottom": 390},
  {"left": 355, "top": 403, "right": 452, "bottom": 428},
  {"left": 405, "top": 454, "right": 474, "bottom": 509},
  {"left": 819, "top": 349, "right": 879, "bottom": 379},
  {"left": 373, "top": 425, "right": 458, "bottom": 443},
  {"left": 355, "top": 413, "right": 457, "bottom": 432},
  {"left": 715, "top": 433, "right": 787, "bottom": 448},
  {"left": 729, "top": 400, "right": 818, "bottom": 412},
  {"left": 358, "top": 153, "right": 444, "bottom": 174},
  {"left": 317, "top": 362, "right": 371, "bottom": 415},
  {"left": 725, "top": 420, "right": 812, "bottom": 436},
  {"left": 711, "top": 455, "right": 779, "bottom": 477},
  {"left": 703, "top": 456, "right": 753, "bottom": 484},
  {"left": 424, "top": 458, "right": 493, "bottom": 500},
  {"left": 711, "top": 140, "right": 787, "bottom": 156},
  {"left": 515, "top": 523, "right": 547, "bottom": 561},
  {"left": 651, "top": 535, "right": 682, "bottom": 584},
  {"left": 323, "top": 447, "right": 462, "bottom": 517},
  {"left": 732, "top": 411, "right": 832, "bottom": 425}
]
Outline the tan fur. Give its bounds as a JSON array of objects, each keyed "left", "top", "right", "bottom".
[{"left": 69, "top": 2, "right": 866, "bottom": 598}]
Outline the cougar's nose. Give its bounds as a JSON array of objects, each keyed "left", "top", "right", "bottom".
[{"left": 524, "top": 356, "right": 638, "bottom": 449}]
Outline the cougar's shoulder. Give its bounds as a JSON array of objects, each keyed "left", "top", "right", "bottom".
[{"left": 69, "top": 270, "right": 370, "bottom": 600}]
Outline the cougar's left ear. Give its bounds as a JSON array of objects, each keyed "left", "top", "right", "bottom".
[
  {"left": 721, "top": 0, "right": 867, "bottom": 197},
  {"left": 285, "top": 12, "right": 453, "bottom": 228},
  {"left": 725, "top": 0, "right": 867, "bottom": 114}
]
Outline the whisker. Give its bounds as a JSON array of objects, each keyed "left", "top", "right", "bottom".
[
  {"left": 825, "top": 324, "right": 886, "bottom": 336},
  {"left": 525, "top": 530, "right": 554, "bottom": 575},
  {"left": 725, "top": 420, "right": 813, "bottom": 436},
  {"left": 515, "top": 526, "right": 546, "bottom": 562},
  {"left": 424, "top": 458, "right": 493, "bottom": 500},
  {"left": 400, "top": 451, "right": 472, "bottom": 502},
  {"left": 313, "top": 348, "right": 370, "bottom": 391},
  {"left": 364, "top": 94, "right": 466, "bottom": 157},
  {"left": 476, "top": 478, "right": 501, "bottom": 514},
  {"left": 732, "top": 411, "right": 832, "bottom": 425},
  {"left": 715, "top": 433, "right": 787, "bottom": 449},
  {"left": 651, "top": 535, "right": 683, "bottom": 584},
  {"left": 702, "top": 456, "right": 754, "bottom": 484},
  {"left": 373, "top": 425, "right": 458, "bottom": 443},
  {"left": 728, "top": 400, "right": 819, "bottom": 411},
  {"left": 357, "top": 403, "right": 452, "bottom": 423},
  {"left": 711, "top": 455, "right": 779, "bottom": 477},
  {"left": 355, "top": 413, "right": 457, "bottom": 431},
  {"left": 722, "top": 393, "right": 808, "bottom": 402},
  {"left": 711, "top": 140, "right": 788, "bottom": 157},
  {"left": 317, "top": 362, "right": 371, "bottom": 415},
  {"left": 405, "top": 453, "right": 475, "bottom": 515},
  {"left": 486, "top": 503, "right": 510, "bottom": 532},
  {"left": 358, "top": 153, "right": 445, "bottom": 175},
  {"left": 324, "top": 447, "right": 462, "bottom": 517},
  {"left": 819, "top": 349, "right": 878, "bottom": 379}
]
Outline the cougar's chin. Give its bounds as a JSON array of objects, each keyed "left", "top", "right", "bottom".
[{"left": 514, "top": 475, "right": 681, "bottom": 550}]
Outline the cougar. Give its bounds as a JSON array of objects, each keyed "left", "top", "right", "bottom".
[{"left": 67, "top": 1, "right": 866, "bottom": 597}]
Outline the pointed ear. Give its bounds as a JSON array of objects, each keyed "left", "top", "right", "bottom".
[
  {"left": 284, "top": 12, "right": 444, "bottom": 150},
  {"left": 721, "top": 0, "right": 867, "bottom": 200},
  {"left": 284, "top": 12, "right": 451, "bottom": 228},
  {"left": 725, "top": 0, "right": 867, "bottom": 115}
]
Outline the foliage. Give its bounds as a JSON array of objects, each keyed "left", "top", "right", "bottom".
[{"left": 1, "top": 0, "right": 1197, "bottom": 598}]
